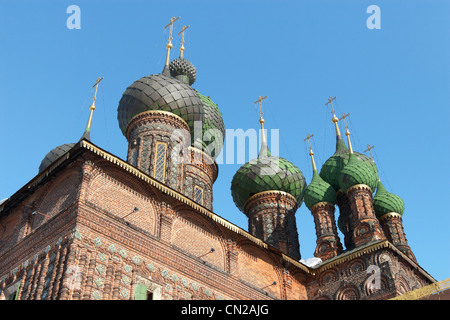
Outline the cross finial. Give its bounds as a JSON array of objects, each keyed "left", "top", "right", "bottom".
[
  {"left": 365, "top": 144, "right": 375, "bottom": 160},
  {"left": 177, "top": 25, "right": 190, "bottom": 59},
  {"left": 339, "top": 112, "right": 350, "bottom": 130},
  {"left": 254, "top": 95, "right": 268, "bottom": 124},
  {"left": 304, "top": 133, "right": 317, "bottom": 171},
  {"left": 325, "top": 96, "right": 337, "bottom": 116},
  {"left": 304, "top": 133, "right": 314, "bottom": 151},
  {"left": 164, "top": 16, "right": 180, "bottom": 66},
  {"left": 339, "top": 112, "right": 353, "bottom": 154},
  {"left": 81, "top": 76, "right": 103, "bottom": 141}
]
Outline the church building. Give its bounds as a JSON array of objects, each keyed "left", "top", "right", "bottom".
[{"left": 0, "top": 18, "right": 435, "bottom": 300}]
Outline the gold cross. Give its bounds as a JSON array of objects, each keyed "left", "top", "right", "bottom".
[
  {"left": 339, "top": 112, "right": 350, "bottom": 130},
  {"left": 91, "top": 77, "right": 103, "bottom": 108},
  {"left": 164, "top": 16, "right": 180, "bottom": 42},
  {"left": 325, "top": 96, "right": 337, "bottom": 116},
  {"left": 304, "top": 133, "right": 317, "bottom": 170},
  {"left": 177, "top": 25, "right": 190, "bottom": 58},
  {"left": 164, "top": 17, "right": 180, "bottom": 65},
  {"left": 365, "top": 144, "right": 375, "bottom": 160},
  {"left": 303, "top": 133, "right": 314, "bottom": 151},
  {"left": 254, "top": 95, "right": 268, "bottom": 119}
]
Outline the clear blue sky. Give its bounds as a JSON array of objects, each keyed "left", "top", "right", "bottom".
[{"left": 1, "top": 0, "right": 449, "bottom": 282}]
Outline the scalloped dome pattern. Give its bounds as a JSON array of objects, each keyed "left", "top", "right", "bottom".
[
  {"left": 372, "top": 181, "right": 405, "bottom": 218},
  {"left": 231, "top": 156, "right": 306, "bottom": 212},
  {"left": 304, "top": 170, "right": 337, "bottom": 210}
]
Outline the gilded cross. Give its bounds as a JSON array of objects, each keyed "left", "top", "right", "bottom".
[
  {"left": 164, "top": 16, "right": 180, "bottom": 43},
  {"left": 303, "top": 133, "right": 314, "bottom": 151},
  {"left": 365, "top": 144, "right": 375, "bottom": 160},
  {"left": 164, "top": 16, "right": 180, "bottom": 65},
  {"left": 304, "top": 133, "right": 317, "bottom": 170},
  {"left": 91, "top": 77, "right": 104, "bottom": 110},
  {"left": 178, "top": 25, "right": 190, "bottom": 58},
  {"left": 325, "top": 96, "right": 337, "bottom": 116},
  {"left": 254, "top": 95, "right": 268, "bottom": 119},
  {"left": 339, "top": 112, "right": 350, "bottom": 130}
]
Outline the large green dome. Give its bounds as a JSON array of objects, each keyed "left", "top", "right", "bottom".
[
  {"left": 231, "top": 156, "right": 307, "bottom": 212},
  {"left": 372, "top": 180, "right": 405, "bottom": 218},
  {"left": 196, "top": 92, "right": 225, "bottom": 159},
  {"left": 304, "top": 170, "right": 337, "bottom": 210},
  {"left": 338, "top": 152, "right": 379, "bottom": 193}
]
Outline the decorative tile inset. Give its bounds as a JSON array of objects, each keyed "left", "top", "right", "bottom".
[
  {"left": 92, "top": 290, "right": 101, "bottom": 300},
  {"left": 108, "top": 244, "right": 117, "bottom": 253},
  {"left": 120, "top": 288, "right": 129, "bottom": 298},
  {"left": 147, "top": 263, "right": 156, "bottom": 272},
  {"left": 132, "top": 256, "right": 140, "bottom": 264},
  {"left": 94, "top": 278, "right": 104, "bottom": 288},
  {"left": 119, "top": 249, "right": 127, "bottom": 258},
  {"left": 122, "top": 275, "right": 130, "bottom": 285},
  {"left": 123, "top": 264, "right": 131, "bottom": 273},
  {"left": 161, "top": 269, "right": 169, "bottom": 278},
  {"left": 98, "top": 253, "right": 107, "bottom": 262},
  {"left": 96, "top": 265, "right": 105, "bottom": 275},
  {"left": 93, "top": 237, "right": 102, "bottom": 246}
]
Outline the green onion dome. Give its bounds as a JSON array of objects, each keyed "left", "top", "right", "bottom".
[
  {"left": 338, "top": 152, "right": 379, "bottom": 193},
  {"left": 39, "top": 143, "right": 75, "bottom": 173},
  {"left": 196, "top": 92, "right": 225, "bottom": 159},
  {"left": 320, "top": 137, "right": 377, "bottom": 192},
  {"left": 304, "top": 170, "right": 337, "bottom": 210},
  {"left": 117, "top": 73, "right": 204, "bottom": 141},
  {"left": 372, "top": 180, "right": 405, "bottom": 218},
  {"left": 230, "top": 155, "right": 307, "bottom": 213}
]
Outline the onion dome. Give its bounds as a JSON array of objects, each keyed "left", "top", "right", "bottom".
[
  {"left": 338, "top": 152, "right": 379, "bottom": 193},
  {"left": 231, "top": 155, "right": 307, "bottom": 212},
  {"left": 320, "top": 113, "right": 378, "bottom": 192},
  {"left": 117, "top": 73, "right": 204, "bottom": 141},
  {"left": 197, "top": 92, "right": 225, "bottom": 159},
  {"left": 319, "top": 116, "right": 376, "bottom": 192},
  {"left": 169, "top": 58, "right": 197, "bottom": 85},
  {"left": 304, "top": 169, "right": 337, "bottom": 210},
  {"left": 303, "top": 139, "right": 337, "bottom": 210},
  {"left": 230, "top": 101, "right": 306, "bottom": 212},
  {"left": 372, "top": 180, "right": 405, "bottom": 218},
  {"left": 38, "top": 143, "right": 75, "bottom": 173}
]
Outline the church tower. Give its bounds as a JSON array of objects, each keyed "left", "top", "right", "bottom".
[
  {"left": 303, "top": 134, "right": 343, "bottom": 261},
  {"left": 116, "top": 18, "right": 225, "bottom": 210},
  {"left": 230, "top": 97, "right": 306, "bottom": 260}
]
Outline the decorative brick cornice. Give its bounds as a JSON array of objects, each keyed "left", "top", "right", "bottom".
[
  {"left": 125, "top": 110, "right": 190, "bottom": 141},
  {"left": 379, "top": 212, "right": 402, "bottom": 222},
  {"left": 243, "top": 190, "right": 297, "bottom": 215},
  {"left": 346, "top": 184, "right": 372, "bottom": 195}
]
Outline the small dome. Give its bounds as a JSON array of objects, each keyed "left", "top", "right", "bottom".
[
  {"left": 169, "top": 58, "right": 197, "bottom": 85},
  {"left": 117, "top": 74, "right": 204, "bottom": 139},
  {"left": 338, "top": 153, "right": 379, "bottom": 193},
  {"left": 231, "top": 156, "right": 306, "bottom": 212},
  {"left": 196, "top": 92, "right": 225, "bottom": 159},
  {"left": 372, "top": 180, "right": 405, "bottom": 218},
  {"left": 304, "top": 170, "right": 337, "bottom": 210},
  {"left": 39, "top": 143, "right": 75, "bottom": 173}
]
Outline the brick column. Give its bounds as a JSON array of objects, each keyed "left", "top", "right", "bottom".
[
  {"left": 310, "top": 202, "right": 343, "bottom": 261},
  {"left": 244, "top": 191, "right": 300, "bottom": 260},
  {"left": 379, "top": 213, "right": 416, "bottom": 262},
  {"left": 346, "top": 185, "right": 385, "bottom": 247}
]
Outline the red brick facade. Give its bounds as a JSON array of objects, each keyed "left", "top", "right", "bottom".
[{"left": 0, "top": 140, "right": 435, "bottom": 300}]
